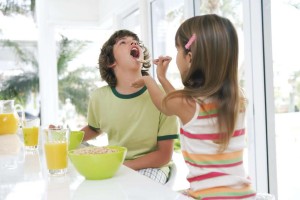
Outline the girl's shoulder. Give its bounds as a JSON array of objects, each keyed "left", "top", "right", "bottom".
[
  {"left": 165, "top": 95, "right": 196, "bottom": 124},
  {"left": 194, "top": 97, "right": 218, "bottom": 113}
]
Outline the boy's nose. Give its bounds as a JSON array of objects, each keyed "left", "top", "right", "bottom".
[{"left": 131, "top": 42, "right": 138, "bottom": 45}]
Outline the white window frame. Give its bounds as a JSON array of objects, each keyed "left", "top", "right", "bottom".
[{"left": 243, "top": 0, "right": 277, "bottom": 196}]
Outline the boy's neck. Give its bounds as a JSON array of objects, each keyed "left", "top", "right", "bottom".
[{"left": 115, "top": 73, "right": 144, "bottom": 94}]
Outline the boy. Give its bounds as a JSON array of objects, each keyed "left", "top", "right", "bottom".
[{"left": 81, "top": 30, "right": 179, "bottom": 184}]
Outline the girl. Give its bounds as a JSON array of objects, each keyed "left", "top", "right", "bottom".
[{"left": 132, "top": 14, "right": 256, "bottom": 199}]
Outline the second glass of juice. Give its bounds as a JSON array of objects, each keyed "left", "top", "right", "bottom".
[
  {"left": 23, "top": 118, "right": 40, "bottom": 150},
  {"left": 43, "top": 127, "right": 69, "bottom": 176}
]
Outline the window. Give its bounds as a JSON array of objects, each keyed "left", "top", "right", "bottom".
[
  {"left": 121, "top": 9, "right": 141, "bottom": 37},
  {"left": 271, "top": 1, "right": 300, "bottom": 199},
  {"left": 150, "top": 0, "right": 184, "bottom": 88}
]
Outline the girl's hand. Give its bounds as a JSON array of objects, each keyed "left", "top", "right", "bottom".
[
  {"left": 153, "top": 56, "right": 172, "bottom": 80},
  {"left": 131, "top": 78, "right": 145, "bottom": 88}
]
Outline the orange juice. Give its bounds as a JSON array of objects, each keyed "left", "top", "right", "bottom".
[
  {"left": 44, "top": 142, "right": 67, "bottom": 169},
  {"left": 0, "top": 113, "right": 19, "bottom": 135},
  {"left": 23, "top": 126, "right": 39, "bottom": 147}
]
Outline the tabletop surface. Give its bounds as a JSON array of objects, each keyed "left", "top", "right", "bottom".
[{"left": 0, "top": 134, "right": 191, "bottom": 200}]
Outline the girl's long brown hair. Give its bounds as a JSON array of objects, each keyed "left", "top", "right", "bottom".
[{"left": 165, "top": 14, "right": 245, "bottom": 152}]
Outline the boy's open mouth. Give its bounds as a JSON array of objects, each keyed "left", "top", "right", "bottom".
[{"left": 130, "top": 47, "right": 140, "bottom": 58}]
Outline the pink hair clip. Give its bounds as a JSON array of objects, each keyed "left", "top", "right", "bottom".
[{"left": 184, "top": 33, "right": 196, "bottom": 50}]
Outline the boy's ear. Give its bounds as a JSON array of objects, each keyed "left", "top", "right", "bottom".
[{"left": 108, "top": 62, "right": 116, "bottom": 68}]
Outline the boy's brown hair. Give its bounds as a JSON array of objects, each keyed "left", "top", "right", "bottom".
[{"left": 98, "top": 29, "right": 151, "bottom": 87}]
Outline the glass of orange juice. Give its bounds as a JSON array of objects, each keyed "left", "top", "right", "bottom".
[
  {"left": 43, "top": 127, "right": 69, "bottom": 176},
  {"left": 22, "top": 118, "right": 40, "bottom": 150}
]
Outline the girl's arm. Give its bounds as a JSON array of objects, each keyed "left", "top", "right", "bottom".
[
  {"left": 131, "top": 56, "right": 176, "bottom": 114},
  {"left": 153, "top": 56, "right": 196, "bottom": 124},
  {"left": 132, "top": 75, "right": 180, "bottom": 117},
  {"left": 132, "top": 56, "right": 195, "bottom": 122},
  {"left": 136, "top": 76, "right": 195, "bottom": 124},
  {"left": 132, "top": 56, "right": 188, "bottom": 117},
  {"left": 136, "top": 76, "right": 168, "bottom": 114}
]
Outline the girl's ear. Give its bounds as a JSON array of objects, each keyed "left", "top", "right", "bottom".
[{"left": 186, "top": 52, "right": 193, "bottom": 63}]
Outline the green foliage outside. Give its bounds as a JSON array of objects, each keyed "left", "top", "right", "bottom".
[
  {"left": 0, "top": 0, "right": 35, "bottom": 16},
  {"left": 0, "top": 0, "right": 98, "bottom": 117},
  {"left": 0, "top": 36, "right": 98, "bottom": 117}
]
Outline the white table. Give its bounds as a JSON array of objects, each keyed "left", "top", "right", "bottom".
[{"left": 0, "top": 135, "right": 190, "bottom": 200}]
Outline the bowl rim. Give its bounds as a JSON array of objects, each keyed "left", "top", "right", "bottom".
[{"left": 68, "top": 145, "right": 127, "bottom": 156}]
